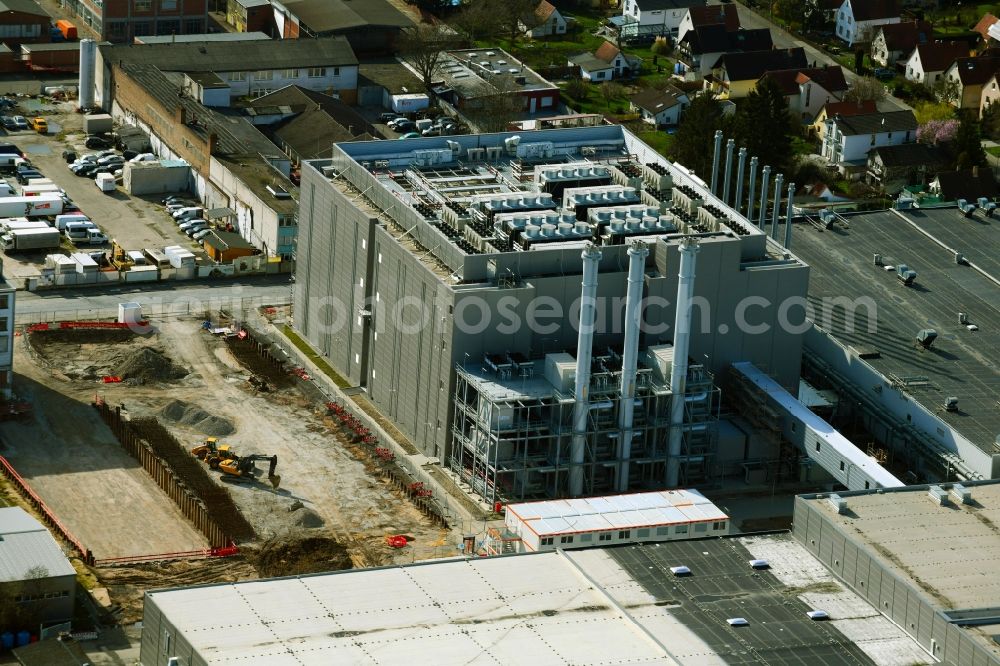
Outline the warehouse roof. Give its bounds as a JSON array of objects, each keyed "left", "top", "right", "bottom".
[
  {"left": 507, "top": 489, "right": 727, "bottom": 536},
  {"left": 101, "top": 36, "right": 358, "bottom": 73},
  {"left": 276, "top": 0, "right": 412, "bottom": 34},
  {"left": 0, "top": 0, "right": 47, "bottom": 17},
  {"left": 20, "top": 42, "right": 84, "bottom": 52},
  {"left": 0, "top": 507, "right": 75, "bottom": 583},
  {"left": 787, "top": 207, "right": 1000, "bottom": 455},
  {"left": 144, "top": 533, "right": 927, "bottom": 665},
  {"left": 135, "top": 31, "right": 271, "bottom": 44}
]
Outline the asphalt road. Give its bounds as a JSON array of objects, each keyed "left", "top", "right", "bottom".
[
  {"left": 14, "top": 274, "right": 293, "bottom": 319},
  {"left": 730, "top": 1, "right": 913, "bottom": 112}
]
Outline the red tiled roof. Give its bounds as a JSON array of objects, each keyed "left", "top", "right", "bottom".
[
  {"left": 534, "top": 0, "right": 557, "bottom": 22},
  {"left": 685, "top": 4, "right": 740, "bottom": 32},
  {"left": 761, "top": 66, "right": 847, "bottom": 95},
  {"left": 974, "top": 12, "right": 998, "bottom": 40},
  {"left": 594, "top": 41, "right": 621, "bottom": 64}
]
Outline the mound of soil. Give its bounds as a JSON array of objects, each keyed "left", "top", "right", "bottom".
[
  {"left": 290, "top": 508, "right": 325, "bottom": 529},
  {"left": 255, "top": 531, "right": 351, "bottom": 577},
  {"left": 159, "top": 399, "right": 235, "bottom": 437},
  {"left": 114, "top": 348, "right": 188, "bottom": 383}
]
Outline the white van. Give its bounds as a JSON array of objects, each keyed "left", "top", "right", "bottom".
[
  {"left": 67, "top": 227, "right": 107, "bottom": 244},
  {"left": 56, "top": 214, "right": 91, "bottom": 231},
  {"left": 63, "top": 221, "right": 97, "bottom": 237},
  {"left": 126, "top": 250, "right": 147, "bottom": 265}
]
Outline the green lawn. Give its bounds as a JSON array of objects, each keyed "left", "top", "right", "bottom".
[
  {"left": 281, "top": 324, "right": 352, "bottom": 389},
  {"left": 986, "top": 145, "right": 1000, "bottom": 157},
  {"left": 635, "top": 129, "right": 674, "bottom": 156}
]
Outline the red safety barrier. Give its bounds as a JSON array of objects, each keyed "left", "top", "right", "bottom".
[
  {"left": 102, "top": 376, "right": 122, "bottom": 383},
  {"left": 59, "top": 321, "right": 144, "bottom": 329},
  {"left": 25, "top": 323, "right": 49, "bottom": 332},
  {"left": 386, "top": 535, "right": 408, "bottom": 548},
  {"left": 210, "top": 545, "right": 240, "bottom": 558}
]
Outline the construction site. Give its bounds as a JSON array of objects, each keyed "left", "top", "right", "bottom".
[{"left": 0, "top": 308, "right": 455, "bottom": 624}]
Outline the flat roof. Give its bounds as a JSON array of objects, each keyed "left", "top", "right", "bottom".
[
  {"left": 508, "top": 489, "right": 728, "bottom": 536},
  {"left": 135, "top": 32, "right": 271, "bottom": 44},
  {"left": 439, "top": 48, "right": 559, "bottom": 97},
  {"left": 0, "top": 507, "right": 75, "bottom": 582},
  {"left": 145, "top": 534, "right": 928, "bottom": 665},
  {"left": 358, "top": 59, "right": 423, "bottom": 94},
  {"left": 788, "top": 207, "right": 1000, "bottom": 454}
]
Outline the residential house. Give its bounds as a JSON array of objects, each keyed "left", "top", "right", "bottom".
[
  {"left": 835, "top": 0, "right": 900, "bottom": 46},
  {"left": 973, "top": 12, "right": 997, "bottom": 46},
  {"left": 870, "top": 20, "right": 931, "bottom": 68},
  {"left": 980, "top": 70, "right": 1000, "bottom": 115},
  {"left": 904, "top": 42, "right": 968, "bottom": 87},
  {"left": 629, "top": 84, "right": 689, "bottom": 125},
  {"left": 866, "top": 142, "right": 945, "bottom": 192},
  {"left": 676, "top": 3, "right": 739, "bottom": 43},
  {"left": 821, "top": 109, "right": 918, "bottom": 171},
  {"left": 942, "top": 50, "right": 1000, "bottom": 111},
  {"left": 62, "top": 0, "right": 206, "bottom": 42},
  {"left": 96, "top": 37, "right": 361, "bottom": 108},
  {"left": 436, "top": 48, "right": 561, "bottom": 115},
  {"left": 522, "top": 1, "right": 566, "bottom": 38},
  {"left": 226, "top": 0, "right": 274, "bottom": 35},
  {"left": 0, "top": 507, "right": 76, "bottom": 629},
  {"left": 268, "top": 0, "right": 413, "bottom": 56},
  {"left": 248, "top": 86, "right": 380, "bottom": 163},
  {"left": 930, "top": 167, "right": 999, "bottom": 201},
  {"left": 0, "top": 0, "right": 53, "bottom": 44},
  {"left": 676, "top": 26, "right": 772, "bottom": 79},
  {"left": 620, "top": 0, "right": 707, "bottom": 38},
  {"left": 759, "top": 65, "right": 848, "bottom": 121},
  {"left": 705, "top": 47, "right": 807, "bottom": 99},
  {"left": 811, "top": 99, "right": 877, "bottom": 140},
  {"left": 569, "top": 41, "right": 632, "bottom": 81}
]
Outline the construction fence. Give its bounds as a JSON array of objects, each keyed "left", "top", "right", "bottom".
[{"left": 14, "top": 296, "right": 292, "bottom": 326}]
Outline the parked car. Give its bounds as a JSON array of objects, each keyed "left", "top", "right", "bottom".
[
  {"left": 172, "top": 206, "right": 204, "bottom": 220},
  {"left": 166, "top": 201, "right": 196, "bottom": 212},
  {"left": 74, "top": 164, "right": 99, "bottom": 177},
  {"left": 11, "top": 116, "right": 28, "bottom": 131},
  {"left": 380, "top": 112, "right": 402, "bottom": 123},
  {"left": 84, "top": 135, "right": 111, "bottom": 149},
  {"left": 129, "top": 152, "right": 156, "bottom": 162},
  {"left": 873, "top": 67, "right": 895, "bottom": 81},
  {"left": 163, "top": 194, "right": 193, "bottom": 205},
  {"left": 192, "top": 228, "right": 212, "bottom": 241},
  {"left": 387, "top": 117, "right": 413, "bottom": 130},
  {"left": 398, "top": 132, "right": 422, "bottom": 139},
  {"left": 181, "top": 221, "right": 208, "bottom": 234},
  {"left": 31, "top": 118, "right": 47, "bottom": 133},
  {"left": 16, "top": 169, "right": 42, "bottom": 184},
  {"left": 0, "top": 117, "right": 15, "bottom": 131},
  {"left": 421, "top": 128, "right": 441, "bottom": 137},
  {"left": 96, "top": 154, "right": 124, "bottom": 166}
]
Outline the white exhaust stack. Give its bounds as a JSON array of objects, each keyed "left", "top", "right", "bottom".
[
  {"left": 78, "top": 39, "right": 96, "bottom": 111},
  {"left": 666, "top": 237, "right": 700, "bottom": 488},
  {"left": 570, "top": 243, "right": 602, "bottom": 496},
  {"left": 617, "top": 240, "right": 648, "bottom": 492}
]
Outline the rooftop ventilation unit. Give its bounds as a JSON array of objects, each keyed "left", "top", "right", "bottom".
[
  {"left": 467, "top": 147, "right": 485, "bottom": 161},
  {"left": 806, "top": 610, "right": 829, "bottom": 621},
  {"left": 827, "top": 493, "right": 847, "bottom": 514},
  {"left": 727, "top": 618, "right": 749, "bottom": 627},
  {"left": 916, "top": 328, "right": 937, "bottom": 349},
  {"left": 896, "top": 264, "right": 917, "bottom": 286},
  {"left": 669, "top": 566, "right": 691, "bottom": 576},
  {"left": 485, "top": 146, "right": 504, "bottom": 162},
  {"left": 978, "top": 197, "right": 997, "bottom": 216},
  {"left": 748, "top": 559, "right": 769, "bottom": 569},
  {"left": 927, "top": 485, "right": 949, "bottom": 505},
  {"left": 819, "top": 209, "right": 836, "bottom": 229},
  {"left": 950, "top": 483, "right": 972, "bottom": 504},
  {"left": 266, "top": 184, "right": 291, "bottom": 199},
  {"left": 957, "top": 198, "right": 977, "bottom": 217},
  {"left": 944, "top": 396, "right": 959, "bottom": 412}
]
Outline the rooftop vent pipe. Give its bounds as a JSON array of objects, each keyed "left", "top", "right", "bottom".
[{"left": 570, "top": 243, "right": 602, "bottom": 496}]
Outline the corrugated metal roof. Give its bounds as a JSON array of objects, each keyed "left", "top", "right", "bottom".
[
  {"left": 507, "top": 490, "right": 728, "bottom": 536},
  {"left": 0, "top": 507, "right": 75, "bottom": 582}
]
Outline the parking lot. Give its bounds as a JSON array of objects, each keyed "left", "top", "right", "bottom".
[{"left": 0, "top": 97, "right": 208, "bottom": 284}]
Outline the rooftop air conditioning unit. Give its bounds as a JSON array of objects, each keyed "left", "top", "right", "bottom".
[
  {"left": 916, "top": 328, "right": 937, "bottom": 349},
  {"left": 944, "top": 396, "right": 958, "bottom": 412},
  {"left": 827, "top": 493, "right": 847, "bottom": 514},
  {"left": 950, "top": 483, "right": 972, "bottom": 504},
  {"left": 927, "top": 485, "right": 949, "bottom": 505}
]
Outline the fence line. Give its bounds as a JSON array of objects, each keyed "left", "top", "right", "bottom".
[
  {"left": 93, "top": 398, "right": 231, "bottom": 548},
  {"left": 15, "top": 296, "right": 292, "bottom": 325}
]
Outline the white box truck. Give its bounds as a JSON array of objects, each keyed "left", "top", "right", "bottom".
[
  {"left": 2, "top": 227, "right": 60, "bottom": 252},
  {"left": 55, "top": 214, "right": 90, "bottom": 231},
  {"left": 96, "top": 173, "right": 116, "bottom": 193},
  {"left": 22, "top": 183, "right": 63, "bottom": 197},
  {"left": 2, "top": 220, "right": 48, "bottom": 233},
  {"left": 0, "top": 195, "right": 63, "bottom": 218}
]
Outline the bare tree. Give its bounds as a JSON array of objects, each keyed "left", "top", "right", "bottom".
[
  {"left": 399, "top": 25, "right": 461, "bottom": 93},
  {"left": 600, "top": 81, "right": 625, "bottom": 109},
  {"left": 467, "top": 76, "right": 526, "bottom": 133},
  {"left": 452, "top": 1, "right": 497, "bottom": 42},
  {"left": 843, "top": 76, "right": 886, "bottom": 103},
  {"left": 494, "top": 0, "right": 541, "bottom": 46}
]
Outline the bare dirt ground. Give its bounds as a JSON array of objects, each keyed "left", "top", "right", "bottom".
[{"left": 6, "top": 313, "right": 457, "bottom": 617}]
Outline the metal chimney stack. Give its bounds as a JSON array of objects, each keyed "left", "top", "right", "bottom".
[
  {"left": 784, "top": 182, "right": 795, "bottom": 248},
  {"left": 734, "top": 147, "right": 747, "bottom": 211},
  {"left": 666, "top": 237, "right": 700, "bottom": 488},
  {"left": 617, "top": 241, "right": 648, "bottom": 492},
  {"left": 746, "top": 156, "right": 758, "bottom": 221},
  {"left": 570, "top": 243, "right": 602, "bottom": 497},
  {"left": 722, "top": 139, "right": 735, "bottom": 204},
  {"left": 710, "top": 130, "right": 723, "bottom": 194},
  {"left": 758, "top": 166, "right": 771, "bottom": 228},
  {"left": 771, "top": 173, "right": 784, "bottom": 240}
]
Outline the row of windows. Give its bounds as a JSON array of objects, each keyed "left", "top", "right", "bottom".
[
  {"left": 229, "top": 67, "right": 335, "bottom": 83},
  {"left": 538, "top": 522, "right": 727, "bottom": 546},
  {"left": 15, "top": 590, "right": 69, "bottom": 603}
]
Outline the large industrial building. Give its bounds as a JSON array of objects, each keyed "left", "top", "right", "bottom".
[
  {"left": 294, "top": 126, "right": 814, "bottom": 503},
  {"left": 785, "top": 206, "right": 1000, "bottom": 483},
  {"left": 137, "top": 527, "right": 933, "bottom": 665}
]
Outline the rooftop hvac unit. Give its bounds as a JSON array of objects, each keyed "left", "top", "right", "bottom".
[
  {"left": 819, "top": 209, "right": 836, "bottom": 229},
  {"left": 806, "top": 610, "right": 829, "bottom": 621},
  {"left": 978, "top": 197, "right": 997, "bottom": 216},
  {"left": 748, "top": 559, "right": 770, "bottom": 570},
  {"left": 581, "top": 146, "right": 598, "bottom": 156},
  {"left": 957, "top": 199, "right": 976, "bottom": 217},
  {"left": 927, "top": 485, "right": 949, "bottom": 505},
  {"left": 446, "top": 140, "right": 460, "bottom": 153},
  {"left": 944, "top": 396, "right": 959, "bottom": 412},
  {"left": 916, "top": 328, "right": 937, "bottom": 349},
  {"left": 873, "top": 253, "right": 882, "bottom": 266},
  {"left": 669, "top": 565, "right": 691, "bottom": 576},
  {"left": 958, "top": 312, "right": 968, "bottom": 325},
  {"left": 321, "top": 165, "right": 337, "bottom": 178},
  {"left": 826, "top": 493, "right": 847, "bottom": 514},
  {"left": 467, "top": 147, "right": 485, "bottom": 161},
  {"left": 895, "top": 196, "right": 915, "bottom": 210},
  {"left": 504, "top": 135, "right": 521, "bottom": 154},
  {"left": 896, "top": 264, "right": 917, "bottom": 286},
  {"left": 485, "top": 146, "right": 503, "bottom": 162}
]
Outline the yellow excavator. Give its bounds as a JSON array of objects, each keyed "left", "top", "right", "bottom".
[
  {"left": 190, "top": 437, "right": 237, "bottom": 468},
  {"left": 218, "top": 454, "right": 281, "bottom": 489}
]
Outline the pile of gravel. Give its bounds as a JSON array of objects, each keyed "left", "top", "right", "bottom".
[
  {"left": 158, "top": 399, "right": 235, "bottom": 437},
  {"left": 114, "top": 348, "right": 188, "bottom": 383}
]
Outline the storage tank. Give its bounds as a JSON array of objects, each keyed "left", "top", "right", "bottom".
[{"left": 78, "top": 39, "right": 96, "bottom": 110}]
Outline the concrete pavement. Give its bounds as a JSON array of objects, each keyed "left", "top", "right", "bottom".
[{"left": 13, "top": 275, "right": 293, "bottom": 319}]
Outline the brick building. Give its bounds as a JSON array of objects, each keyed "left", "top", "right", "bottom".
[
  {"left": 0, "top": 0, "right": 52, "bottom": 45},
  {"left": 62, "top": 0, "right": 207, "bottom": 42}
]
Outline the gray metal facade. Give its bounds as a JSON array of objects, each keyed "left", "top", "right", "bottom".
[
  {"left": 293, "top": 127, "right": 810, "bottom": 466},
  {"left": 793, "top": 493, "right": 1000, "bottom": 666}
]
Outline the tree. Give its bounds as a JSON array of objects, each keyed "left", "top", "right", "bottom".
[
  {"left": 843, "top": 76, "right": 887, "bottom": 103},
  {"left": 493, "top": 0, "right": 539, "bottom": 47},
  {"left": 565, "top": 78, "right": 591, "bottom": 101},
  {"left": 728, "top": 77, "right": 794, "bottom": 172},
  {"left": 651, "top": 37, "right": 671, "bottom": 56},
  {"left": 932, "top": 76, "right": 961, "bottom": 105},
  {"left": 913, "top": 101, "right": 956, "bottom": 125},
  {"left": 916, "top": 119, "right": 959, "bottom": 145},
  {"left": 952, "top": 113, "right": 988, "bottom": 170},
  {"left": 774, "top": 0, "right": 806, "bottom": 28},
  {"left": 399, "top": 25, "right": 461, "bottom": 93},
  {"left": 667, "top": 93, "right": 724, "bottom": 176},
  {"left": 452, "top": 1, "right": 497, "bottom": 42},
  {"left": 600, "top": 82, "right": 625, "bottom": 109}
]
